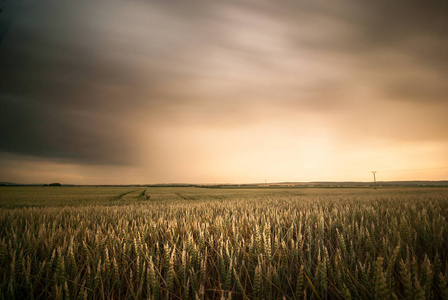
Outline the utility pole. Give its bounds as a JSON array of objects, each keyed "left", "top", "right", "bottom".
[{"left": 371, "top": 171, "right": 377, "bottom": 189}]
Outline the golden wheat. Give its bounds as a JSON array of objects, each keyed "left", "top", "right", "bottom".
[{"left": 0, "top": 187, "right": 447, "bottom": 299}]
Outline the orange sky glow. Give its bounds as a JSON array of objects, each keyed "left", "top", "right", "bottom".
[{"left": 1, "top": 0, "right": 447, "bottom": 184}]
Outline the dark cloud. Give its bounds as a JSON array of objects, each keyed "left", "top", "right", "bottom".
[
  {"left": 0, "top": 95, "right": 133, "bottom": 165},
  {"left": 0, "top": 1, "right": 154, "bottom": 164},
  {"left": 0, "top": 0, "right": 447, "bottom": 183}
]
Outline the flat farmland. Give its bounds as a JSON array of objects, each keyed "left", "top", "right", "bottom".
[{"left": 1, "top": 187, "right": 447, "bottom": 299}]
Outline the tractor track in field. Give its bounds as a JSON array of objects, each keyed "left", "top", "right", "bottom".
[
  {"left": 114, "top": 189, "right": 139, "bottom": 201},
  {"left": 139, "top": 188, "right": 151, "bottom": 200},
  {"left": 175, "top": 193, "right": 194, "bottom": 200}
]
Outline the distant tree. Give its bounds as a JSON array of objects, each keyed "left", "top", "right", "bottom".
[{"left": 49, "top": 183, "right": 62, "bottom": 186}]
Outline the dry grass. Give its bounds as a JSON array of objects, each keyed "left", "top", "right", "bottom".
[{"left": 0, "top": 187, "right": 447, "bottom": 299}]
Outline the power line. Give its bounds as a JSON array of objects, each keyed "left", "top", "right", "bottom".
[{"left": 371, "top": 171, "right": 377, "bottom": 189}]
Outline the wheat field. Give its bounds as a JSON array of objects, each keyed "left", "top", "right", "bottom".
[{"left": 0, "top": 186, "right": 447, "bottom": 299}]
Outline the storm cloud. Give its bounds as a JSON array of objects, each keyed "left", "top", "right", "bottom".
[{"left": 0, "top": 0, "right": 447, "bottom": 184}]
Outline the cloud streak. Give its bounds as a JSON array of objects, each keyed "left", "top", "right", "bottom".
[{"left": 0, "top": 0, "right": 447, "bottom": 183}]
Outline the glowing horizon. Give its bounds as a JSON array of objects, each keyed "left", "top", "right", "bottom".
[{"left": 1, "top": 0, "right": 447, "bottom": 185}]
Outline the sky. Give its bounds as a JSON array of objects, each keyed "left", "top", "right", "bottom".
[{"left": 0, "top": 0, "right": 447, "bottom": 184}]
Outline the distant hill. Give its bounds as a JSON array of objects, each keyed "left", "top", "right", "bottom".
[
  {"left": 266, "top": 181, "right": 448, "bottom": 187},
  {"left": 0, "top": 182, "right": 50, "bottom": 186},
  {"left": 1, "top": 181, "right": 447, "bottom": 188},
  {"left": 198, "top": 181, "right": 448, "bottom": 188},
  {"left": 0, "top": 182, "right": 18, "bottom": 186}
]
